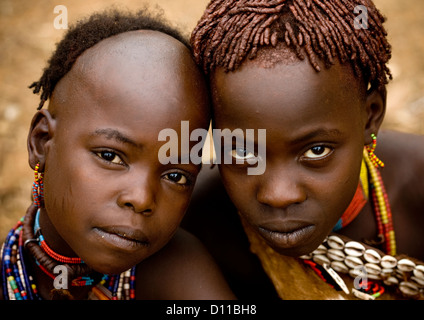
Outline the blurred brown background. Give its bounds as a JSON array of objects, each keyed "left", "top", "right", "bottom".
[{"left": 0, "top": 0, "right": 423, "bottom": 239}]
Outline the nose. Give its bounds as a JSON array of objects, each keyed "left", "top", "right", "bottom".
[
  {"left": 256, "top": 165, "right": 307, "bottom": 209},
  {"left": 117, "top": 171, "right": 156, "bottom": 216}
]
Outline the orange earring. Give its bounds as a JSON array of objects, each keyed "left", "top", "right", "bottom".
[
  {"left": 365, "top": 133, "right": 384, "bottom": 168},
  {"left": 32, "top": 162, "right": 44, "bottom": 207}
]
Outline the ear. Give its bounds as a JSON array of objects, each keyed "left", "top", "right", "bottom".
[
  {"left": 363, "top": 87, "right": 386, "bottom": 145},
  {"left": 27, "top": 109, "right": 56, "bottom": 171}
]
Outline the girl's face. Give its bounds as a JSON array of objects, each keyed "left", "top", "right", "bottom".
[
  {"left": 211, "top": 58, "right": 370, "bottom": 257},
  {"left": 30, "top": 31, "right": 210, "bottom": 274}
]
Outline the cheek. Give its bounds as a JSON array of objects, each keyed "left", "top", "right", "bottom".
[
  {"left": 45, "top": 163, "right": 97, "bottom": 209},
  {"left": 311, "top": 150, "right": 363, "bottom": 224},
  {"left": 43, "top": 150, "right": 100, "bottom": 235},
  {"left": 156, "top": 191, "right": 192, "bottom": 236},
  {"left": 43, "top": 170, "right": 87, "bottom": 239},
  {"left": 43, "top": 147, "right": 73, "bottom": 215},
  {"left": 219, "top": 166, "right": 256, "bottom": 209}
]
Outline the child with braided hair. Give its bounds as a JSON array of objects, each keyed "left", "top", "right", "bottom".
[
  {"left": 0, "top": 9, "right": 235, "bottom": 300},
  {"left": 183, "top": 0, "right": 424, "bottom": 300}
]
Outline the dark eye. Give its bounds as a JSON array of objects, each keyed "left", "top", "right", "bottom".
[
  {"left": 164, "top": 172, "right": 188, "bottom": 185},
  {"left": 303, "top": 146, "right": 332, "bottom": 159},
  {"left": 96, "top": 151, "right": 123, "bottom": 165}
]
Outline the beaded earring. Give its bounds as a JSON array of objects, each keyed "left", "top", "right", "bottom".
[
  {"left": 32, "top": 162, "right": 44, "bottom": 208},
  {"left": 365, "top": 133, "right": 385, "bottom": 168}
]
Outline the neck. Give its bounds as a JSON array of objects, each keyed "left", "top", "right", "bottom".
[
  {"left": 337, "top": 200, "right": 380, "bottom": 248},
  {"left": 38, "top": 207, "right": 78, "bottom": 258},
  {"left": 26, "top": 248, "right": 97, "bottom": 300},
  {"left": 22, "top": 205, "right": 96, "bottom": 299},
  {"left": 334, "top": 151, "right": 395, "bottom": 255}
]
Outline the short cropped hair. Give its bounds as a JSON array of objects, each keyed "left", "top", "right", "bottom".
[{"left": 30, "top": 8, "right": 188, "bottom": 109}]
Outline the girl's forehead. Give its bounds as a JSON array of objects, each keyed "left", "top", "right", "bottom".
[
  {"left": 211, "top": 58, "right": 365, "bottom": 133},
  {"left": 49, "top": 30, "right": 209, "bottom": 125},
  {"left": 213, "top": 58, "right": 362, "bottom": 108}
]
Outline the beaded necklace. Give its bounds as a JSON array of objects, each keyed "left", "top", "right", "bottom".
[
  {"left": 362, "top": 149, "right": 396, "bottom": 256},
  {"left": 1, "top": 218, "right": 40, "bottom": 300},
  {"left": 29, "top": 208, "right": 94, "bottom": 287},
  {"left": 1, "top": 206, "right": 137, "bottom": 300},
  {"left": 332, "top": 159, "right": 369, "bottom": 232},
  {"left": 301, "top": 148, "right": 400, "bottom": 298},
  {"left": 333, "top": 150, "right": 396, "bottom": 255}
]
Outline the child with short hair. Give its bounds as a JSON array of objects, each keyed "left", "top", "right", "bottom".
[
  {"left": 184, "top": 0, "right": 424, "bottom": 300},
  {"left": 0, "top": 9, "right": 235, "bottom": 300}
]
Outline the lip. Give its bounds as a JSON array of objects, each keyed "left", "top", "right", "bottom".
[
  {"left": 258, "top": 222, "right": 315, "bottom": 249},
  {"left": 94, "top": 226, "right": 150, "bottom": 252}
]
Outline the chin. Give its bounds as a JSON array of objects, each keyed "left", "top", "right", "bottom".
[
  {"left": 83, "top": 255, "right": 137, "bottom": 275},
  {"left": 91, "top": 262, "right": 132, "bottom": 275},
  {"left": 271, "top": 245, "right": 311, "bottom": 258}
]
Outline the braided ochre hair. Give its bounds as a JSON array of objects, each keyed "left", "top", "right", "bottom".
[{"left": 191, "top": 0, "right": 392, "bottom": 90}]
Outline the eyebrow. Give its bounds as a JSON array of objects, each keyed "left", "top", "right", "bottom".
[
  {"left": 92, "top": 128, "right": 204, "bottom": 169},
  {"left": 290, "top": 128, "right": 343, "bottom": 145},
  {"left": 92, "top": 128, "right": 139, "bottom": 148}
]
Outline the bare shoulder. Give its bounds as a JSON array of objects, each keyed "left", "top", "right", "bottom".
[
  {"left": 378, "top": 129, "right": 424, "bottom": 203},
  {"left": 378, "top": 130, "right": 424, "bottom": 260},
  {"left": 134, "top": 228, "right": 236, "bottom": 300},
  {"left": 378, "top": 130, "right": 424, "bottom": 190},
  {"left": 378, "top": 129, "right": 424, "bottom": 157}
]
